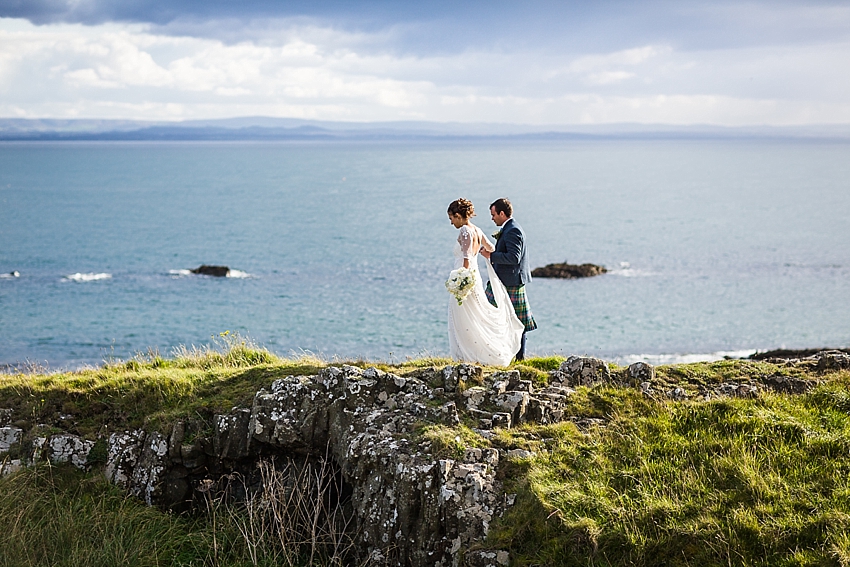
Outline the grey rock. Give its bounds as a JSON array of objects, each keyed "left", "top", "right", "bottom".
[
  {"left": 443, "top": 365, "right": 459, "bottom": 392},
  {"left": 29, "top": 436, "right": 47, "bottom": 465},
  {"left": 0, "top": 426, "right": 23, "bottom": 454},
  {"left": 47, "top": 433, "right": 95, "bottom": 470},
  {"left": 465, "top": 549, "right": 510, "bottom": 567},
  {"left": 168, "top": 420, "right": 185, "bottom": 461},
  {"left": 628, "top": 361, "right": 655, "bottom": 384},
  {"left": 541, "top": 385, "right": 576, "bottom": 398},
  {"left": 668, "top": 387, "right": 687, "bottom": 401},
  {"left": 493, "top": 391, "right": 529, "bottom": 425},
  {"left": 467, "top": 408, "right": 493, "bottom": 422},
  {"left": 817, "top": 351, "right": 850, "bottom": 372},
  {"left": 131, "top": 432, "right": 170, "bottom": 505},
  {"left": 456, "top": 363, "right": 483, "bottom": 383},
  {"left": 525, "top": 397, "right": 551, "bottom": 424},
  {"left": 214, "top": 408, "right": 253, "bottom": 460},
  {"left": 190, "top": 265, "right": 230, "bottom": 277},
  {"left": 0, "top": 459, "right": 22, "bottom": 477},
  {"left": 490, "top": 379, "right": 508, "bottom": 396},
  {"left": 491, "top": 413, "right": 512, "bottom": 429},
  {"left": 463, "top": 386, "right": 487, "bottom": 410},
  {"left": 718, "top": 382, "right": 740, "bottom": 396},
  {"left": 442, "top": 364, "right": 483, "bottom": 393},
  {"left": 493, "top": 370, "right": 521, "bottom": 391},
  {"left": 180, "top": 442, "right": 205, "bottom": 470},
  {"left": 555, "top": 356, "right": 612, "bottom": 387},
  {"left": 440, "top": 401, "right": 461, "bottom": 426}
]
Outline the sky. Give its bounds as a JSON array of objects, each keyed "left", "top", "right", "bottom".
[{"left": 1, "top": 0, "right": 849, "bottom": 125}]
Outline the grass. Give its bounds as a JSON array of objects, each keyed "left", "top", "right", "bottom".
[
  {"left": 3, "top": 343, "right": 850, "bottom": 566},
  {"left": 487, "top": 371, "right": 850, "bottom": 567},
  {"left": 0, "top": 336, "right": 496, "bottom": 437},
  {"left": 0, "top": 465, "right": 220, "bottom": 567},
  {"left": 0, "top": 463, "right": 355, "bottom": 567},
  {"left": 0, "top": 335, "right": 337, "bottom": 436}
]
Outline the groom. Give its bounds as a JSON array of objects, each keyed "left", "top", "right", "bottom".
[{"left": 480, "top": 198, "right": 537, "bottom": 361}]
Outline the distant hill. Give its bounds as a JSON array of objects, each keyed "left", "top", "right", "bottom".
[{"left": 1, "top": 117, "right": 849, "bottom": 141}]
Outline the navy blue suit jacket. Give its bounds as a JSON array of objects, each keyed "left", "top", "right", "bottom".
[{"left": 489, "top": 218, "right": 531, "bottom": 287}]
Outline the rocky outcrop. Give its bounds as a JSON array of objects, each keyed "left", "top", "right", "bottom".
[
  {"left": 1, "top": 363, "right": 579, "bottom": 566},
  {"left": 531, "top": 262, "right": 607, "bottom": 279},
  {"left": 190, "top": 265, "right": 230, "bottom": 277},
  {"left": 1, "top": 352, "right": 843, "bottom": 566},
  {"left": 749, "top": 348, "right": 850, "bottom": 361},
  {"left": 747, "top": 349, "right": 850, "bottom": 375}
]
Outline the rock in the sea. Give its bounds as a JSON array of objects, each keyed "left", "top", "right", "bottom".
[
  {"left": 531, "top": 262, "right": 607, "bottom": 279},
  {"left": 190, "top": 265, "right": 230, "bottom": 277}
]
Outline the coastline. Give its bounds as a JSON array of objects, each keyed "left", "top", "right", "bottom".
[{"left": 4, "top": 345, "right": 850, "bottom": 375}]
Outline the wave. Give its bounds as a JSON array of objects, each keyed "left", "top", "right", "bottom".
[
  {"left": 618, "top": 349, "right": 757, "bottom": 366},
  {"left": 226, "top": 269, "right": 251, "bottom": 278},
  {"left": 63, "top": 272, "right": 112, "bottom": 282},
  {"left": 607, "top": 262, "right": 657, "bottom": 278},
  {"left": 168, "top": 269, "right": 252, "bottom": 278}
]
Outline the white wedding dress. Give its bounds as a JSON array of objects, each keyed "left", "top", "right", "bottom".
[{"left": 448, "top": 224, "right": 524, "bottom": 366}]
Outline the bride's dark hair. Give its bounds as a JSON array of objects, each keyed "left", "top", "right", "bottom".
[{"left": 447, "top": 198, "right": 475, "bottom": 219}]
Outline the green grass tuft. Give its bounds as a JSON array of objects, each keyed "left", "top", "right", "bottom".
[
  {"left": 488, "top": 372, "right": 850, "bottom": 566},
  {"left": 0, "top": 466, "right": 212, "bottom": 567}
]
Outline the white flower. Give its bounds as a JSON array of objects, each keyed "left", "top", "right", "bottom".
[{"left": 445, "top": 267, "right": 476, "bottom": 305}]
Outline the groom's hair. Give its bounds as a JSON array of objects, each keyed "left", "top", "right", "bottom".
[{"left": 490, "top": 198, "right": 512, "bottom": 217}]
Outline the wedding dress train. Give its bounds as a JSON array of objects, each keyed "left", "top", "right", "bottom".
[{"left": 448, "top": 224, "right": 524, "bottom": 366}]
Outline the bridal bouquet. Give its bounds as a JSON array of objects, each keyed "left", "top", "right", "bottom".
[{"left": 445, "top": 267, "right": 476, "bottom": 305}]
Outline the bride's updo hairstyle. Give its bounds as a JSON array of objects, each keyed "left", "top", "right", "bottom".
[{"left": 447, "top": 198, "right": 475, "bottom": 219}]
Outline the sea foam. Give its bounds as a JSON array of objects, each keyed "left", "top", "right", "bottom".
[
  {"left": 608, "top": 262, "right": 658, "bottom": 277},
  {"left": 618, "top": 350, "right": 757, "bottom": 366},
  {"left": 63, "top": 272, "right": 112, "bottom": 282},
  {"left": 168, "top": 269, "right": 251, "bottom": 278},
  {"left": 226, "top": 269, "right": 251, "bottom": 278}
]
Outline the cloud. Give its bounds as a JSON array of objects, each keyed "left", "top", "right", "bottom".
[
  {"left": 0, "top": 19, "right": 441, "bottom": 120},
  {"left": 0, "top": 8, "right": 849, "bottom": 126}
]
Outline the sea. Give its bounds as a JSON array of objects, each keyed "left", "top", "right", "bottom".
[{"left": 1, "top": 139, "right": 849, "bottom": 370}]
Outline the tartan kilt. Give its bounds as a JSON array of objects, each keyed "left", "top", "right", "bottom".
[{"left": 485, "top": 281, "right": 538, "bottom": 332}]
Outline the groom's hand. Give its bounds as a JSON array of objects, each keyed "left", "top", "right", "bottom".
[{"left": 480, "top": 248, "right": 491, "bottom": 259}]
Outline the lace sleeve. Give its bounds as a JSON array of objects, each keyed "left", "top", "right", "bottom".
[
  {"left": 458, "top": 225, "right": 475, "bottom": 259},
  {"left": 480, "top": 229, "right": 495, "bottom": 252}
]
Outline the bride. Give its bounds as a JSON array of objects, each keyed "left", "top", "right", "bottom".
[{"left": 446, "top": 198, "right": 524, "bottom": 366}]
